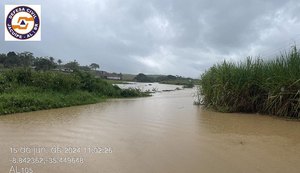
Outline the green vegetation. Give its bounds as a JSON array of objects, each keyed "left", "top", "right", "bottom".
[
  {"left": 199, "top": 47, "right": 300, "bottom": 118},
  {"left": 0, "top": 69, "right": 148, "bottom": 115},
  {"left": 133, "top": 73, "right": 197, "bottom": 87},
  {"left": 0, "top": 88, "right": 103, "bottom": 115},
  {"left": 0, "top": 51, "right": 100, "bottom": 72},
  {"left": 0, "top": 52, "right": 148, "bottom": 115},
  {"left": 134, "top": 73, "right": 154, "bottom": 82}
]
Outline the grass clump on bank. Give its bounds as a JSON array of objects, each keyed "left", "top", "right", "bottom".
[
  {"left": 199, "top": 47, "right": 300, "bottom": 118},
  {"left": 0, "top": 69, "right": 149, "bottom": 115}
]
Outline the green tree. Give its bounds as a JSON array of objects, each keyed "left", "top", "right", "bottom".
[
  {"left": 49, "top": 57, "right": 55, "bottom": 63},
  {"left": 57, "top": 59, "right": 63, "bottom": 71},
  {"left": 4, "top": 52, "right": 20, "bottom": 68},
  {"left": 134, "top": 73, "right": 153, "bottom": 82},
  {"left": 34, "top": 57, "right": 56, "bottom": 71},
  {"left": 7, "top": 51, "right": 17, "bottom": 57},
  {"left": 0, "top": 54, "right": 7, "bottom": 65},
  {"left": 79, "top": 66, "right": 91, "bottom": 71},
  {"left": 90, "top": 63, "right": 100, "bottom": 70},
  {"left": 19, "top": 52, "right": 34, "bottom": 67},
  {"left": 64, "top": 61, "right": 79, "bottom": 71}
]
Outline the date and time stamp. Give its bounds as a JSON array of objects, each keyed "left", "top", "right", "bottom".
[{"left": 7, "top": 146, "right": 113, "bottom": 173}]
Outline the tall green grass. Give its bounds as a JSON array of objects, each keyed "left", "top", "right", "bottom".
[{"left": 199, "top": 47, "right": 300, "bottom": 118}]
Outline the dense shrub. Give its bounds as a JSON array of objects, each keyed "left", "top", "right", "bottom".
[
  {"left": 120, "top": 88, "right": 149, "bottom": 97},
  {"left": 75, "top": 71, "right": 120, "bottom": 96},
  {"left": 0, "top": 69, "right": 149, "bottom": 115},
  {"left": 31, "top": 71, "right": 80, "bottom": 92}
]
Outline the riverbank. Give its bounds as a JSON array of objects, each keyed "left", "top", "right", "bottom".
[
  {"left": 199, "top": 47, "right": 300, "bottom": 118},
  {"left": 0, "top": 69, "right": 149, "bottom": 115}
]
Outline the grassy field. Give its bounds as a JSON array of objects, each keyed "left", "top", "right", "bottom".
[{"left": 199, "top": 47, "right": 300, "bottom": 118}]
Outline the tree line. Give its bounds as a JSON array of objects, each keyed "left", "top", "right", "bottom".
[
  {"left": 133, "top": 73, "right": 196, "bottom": 87},
  {"left": 0, "top": 51, "right": 100, "bottom": 71}
]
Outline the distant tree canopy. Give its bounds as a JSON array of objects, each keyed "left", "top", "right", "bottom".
[
  {"left": 57, "top": 59, "right": 62, "bottom": 65},
  {"left": 49, "top": 57, "right": 55, "bottom": 63},
  {"left": 0, "top": 51, "right": 194, "bottom": 84},
  {"left": 0, "top": 51, "right": 34, "bottom": 68},
  {"left": 134, "top": 73, "right": 195, "bottom": 85},
  {"left": 34, "top": 57, "right": 56, "bottom": 71},
  {"left": 90, "top": 63, "right": 100, "bottom": 70},
  {"left": 156, "top": 75, "right": 177, "bottom": 81},
  {"left": 0, "top": 51, "right": 101, "bottom": 73},
  {"left": 79, "top": 66, "right": 91, "bottom": 71},
  {"left": 134, "top": 73, "right": 154, "bottom": 82},
  {"left": 64, "top": 61, "right": 80, "bottom": 71},
  {"left": 19, "top": 52, "right": 34, "bottom": 67}
]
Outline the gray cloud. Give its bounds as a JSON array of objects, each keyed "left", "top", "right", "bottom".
[{"left": 1, "top": 0, "right": 300, "bottom": 77}]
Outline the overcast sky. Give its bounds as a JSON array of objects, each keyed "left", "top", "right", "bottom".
[{"left": 1, "top": 0, "right": 300, "bottom": 78}]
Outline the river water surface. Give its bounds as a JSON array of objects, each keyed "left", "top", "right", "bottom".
[{"left": 0, "top": 84, "right": 299, "bottom": 173}]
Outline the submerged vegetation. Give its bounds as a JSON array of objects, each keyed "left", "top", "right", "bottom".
[
  {"left": 0, "top": 52, "right": 149, "bottom": 115},
  {"left": 199, "top": 47, "right": 300, "bottom": 118}
]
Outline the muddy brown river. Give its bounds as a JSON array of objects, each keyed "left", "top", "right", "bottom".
[{"left": 0, "top": 85, "right": 299, "bottom": 173}]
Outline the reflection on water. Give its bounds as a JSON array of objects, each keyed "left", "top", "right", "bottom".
[{"left": 0, "top": 85, "right": 299, "bottom": 173}]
